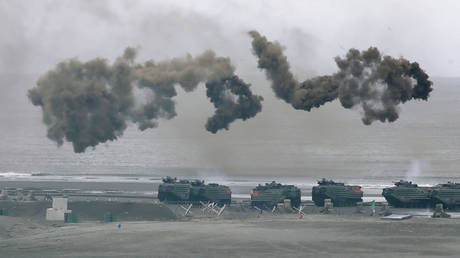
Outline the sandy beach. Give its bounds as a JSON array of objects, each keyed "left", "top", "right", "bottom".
[{"left": 1, "top": 201, "right": 460, "bottom": 258}]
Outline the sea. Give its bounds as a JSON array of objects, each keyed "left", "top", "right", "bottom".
[{"left": 1, "top": 74, "right": 460, "bottom": 201}]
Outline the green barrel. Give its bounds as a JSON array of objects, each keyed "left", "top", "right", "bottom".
[
  {"left": 0, "top": 208, "right": 7, "bottom": 216},
  {"left": 64, "top": 213, "right": 77, "bottom": 223},
  {"left": 104, "top": 212, "right": 115, "bottom": 222}
]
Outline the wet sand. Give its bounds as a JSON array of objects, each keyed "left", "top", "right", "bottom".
[{"left": 1, "top": 206, "right": 460, "bottom": 258}]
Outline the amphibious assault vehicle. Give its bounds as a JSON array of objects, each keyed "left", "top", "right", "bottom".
[
  {"left": 250, "top": 181, "right": 301, "bottom": 209},
  {"left": 382, "top": 180, "right": 432, "bottom": 208},
  {"left": 430, "top": 182, "right": 460, "bottom": 209},
  {"left": 312, "top": 178, "right": 363, "bottom": 206},
  {"left": 157, "top": 177, "right": 231, "bottom": 205}
]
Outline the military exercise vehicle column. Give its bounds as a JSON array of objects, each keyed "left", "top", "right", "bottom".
[
  {"left": 157, "top": 177, "right": 460, "bottom": 210},
  {"left": 382, "top": 180, "right": 460, "bottom": 209}
]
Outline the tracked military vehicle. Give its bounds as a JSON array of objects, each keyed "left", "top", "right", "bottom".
[
  {"left": 312, "top": 178, "right": 363, "bottom": 207},
  {"left": 382, "top": 180, "right": 432, "bottom": 208},
  {"left": 157, "top": 177, "right": 231, "bottom": 205},
  {"left": 430, "top": 182, "right": 460, "bottom": 209},
  {"left": 250, "top": 181, "right": 301, "bottom": 209}
]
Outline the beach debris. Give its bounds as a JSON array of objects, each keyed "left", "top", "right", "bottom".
[
  {"left": 294, "top": 205, "right": 306, "bottom": 219},
  {"left": 283, "top": 199, "right": 292, "bottom": 210},
  {"left": 276, "top": 203, "right": 288, "bottom": 213},
  {"left": 199, "top": 201, "right": 226, "bottom": 216},
  {"left": 15, "top": 191, "right": 24, "bottom": 201},
  {"left": 44, "top": 194, "right": 53, "bottom": 202},
  {"left": 379, "top": 202, "right": 392, "bottom": 216},
  {"left": 200, "top": 201, "right": 216, "bottom": 213},
  {"left": 24, "top": 191, "right": 36, "bottom": 201},
  {"left": 355, "top": 202, "right": 364, "bottom": 214},
  {"left": 320, "top": 199, "right": 334, "bottom": 214},
  {"left": 432, "top": 203, "right": 451, "bottom": 218},
  {"left": 236, "top": 200, "right": 245, "bottom": 211},
  {"left": 179, "top": 203, "right": 193, "bottom": 216},
  {"left": 381, "top": 214, "right": 412, "bottom": 220},
  {"left": 0, "top": 189, "right": 8, "bottom": 200},
  {"left": 53, "top": 197, "right": 68, "bottom": 210},
  {"left": 213, "top": 204, "right": 226, "bottom": 216},
  {"left": 46, "top": 197, "right": 72, "bottom": 221},
  {"left": 253, "top": 206, "right": 263, "bottom": 217}
]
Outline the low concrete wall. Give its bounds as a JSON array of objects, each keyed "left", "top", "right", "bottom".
[
  {"left": 69, "top": 201, "right": 176, "bottom": 221},
  {"left": 0, "top": 201, "right": 176, "bottom": 221}
]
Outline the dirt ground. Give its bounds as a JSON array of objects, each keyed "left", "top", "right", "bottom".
[{"left": 1, "top": 212, "right": 460, "bottom": 258}]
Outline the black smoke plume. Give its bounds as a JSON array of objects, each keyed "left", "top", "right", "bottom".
[
  {"left": 249, "top": 30, "right": 433, "bottom": 124},
  {"left": 28, "top": 48, "right": 262, "bottom": 153},
  {"left": 205, "top": 76, "right": 262, "bottom": 133}
]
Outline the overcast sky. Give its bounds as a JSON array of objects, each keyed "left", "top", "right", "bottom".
[
  {"left": 1, "top": 0, "right": 459, "bottom": 78},
  {"left": 1, "top": 0, "right": 460, "bottom": 176}
]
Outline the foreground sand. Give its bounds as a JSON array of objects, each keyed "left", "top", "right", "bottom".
[{"left": 1, "top": 213, "right": 460, "bottom": 258}]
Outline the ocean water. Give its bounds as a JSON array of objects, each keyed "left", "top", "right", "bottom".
[{"left": 1, "top": 74, "right": 460, "bottom": 196}]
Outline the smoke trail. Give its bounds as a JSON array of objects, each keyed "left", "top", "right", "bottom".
[
  {"left": 28, "top": 48, "right": 262, "bottom": 153},
  {"left": 205, "top": 76, "right": 263, "bottom": 133},
  {"left": 249, "top": 30, "right": 433, "bottom": 124},
  {"left": 28, "top": 49, "right": 136, "bottom": 153}
]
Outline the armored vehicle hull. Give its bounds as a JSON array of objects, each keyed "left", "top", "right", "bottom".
[
  {"left": 430, "top": 182, "right": 460, "bottom": 209},
  {"left": 158, "top": 177, "right": 231, "bottom": 205},
  {"left": 312, "top": 179, "right": 363, "bottom": 207},
  {"left": 251, "top": 181, "right": 301, "bottom": 209},
  {"left": 382, "top": 180, "right": 431, "bottom": 208}
]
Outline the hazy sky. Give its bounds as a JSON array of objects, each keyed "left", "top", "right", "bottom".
[
  {"left": 1, "top": 0, "right": 460, "bottom": 176},
  {"left": 1, "top": 0, "right": 460, "bottom": 77}
]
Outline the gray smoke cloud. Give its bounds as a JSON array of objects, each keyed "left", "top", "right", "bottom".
[
  {"left": 28, "top": 48, "right": 262, "bottom": 153},
  {"left": 249, "top": 30, "right": 433, "bottom": 125},
  {"left": 205, "top": 76, "right": 262, "bottom": 133}
]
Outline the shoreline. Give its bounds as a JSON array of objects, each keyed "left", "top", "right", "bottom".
[{"left": 2, "top": 210, "right": 460, "bottom": 257}]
